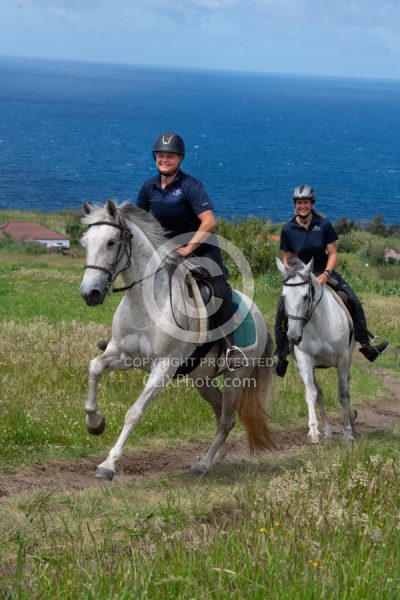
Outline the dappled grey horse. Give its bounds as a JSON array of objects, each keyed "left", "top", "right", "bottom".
[
  {"left": 276, "top": 256, "right": 357, "bottom": 443},
  {"left": 79, "top": 199, "right": 275, "bottom": 479}
]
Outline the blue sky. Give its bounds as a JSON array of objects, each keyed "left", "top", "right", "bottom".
[{"left": 1, "top": 0, "right": 400, "bottom": 79}]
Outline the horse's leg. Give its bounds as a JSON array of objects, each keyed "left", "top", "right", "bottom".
[
  {"left": 85, "top": 343, "right": 131, "bottom": 435},
  {"left": 195, "top": 382, "right": 229, "bottom": 462},
  {"left": 337, "top": 362, "right": 355, "bottom": 441},
  {"left": 314, "top": 375, "right": 332, "bottom": 438},
  {"left": 191, "top": 379, "right": 240, "bottom": 475},
  {"left": 347, "top": 364, "right": 357, "bottom": 423},
  {"left": 93, "top": 362, "right": 176, "bottom": 480},
  {"left": 295, "top": 353, "right": 322, "bottom": 444}
]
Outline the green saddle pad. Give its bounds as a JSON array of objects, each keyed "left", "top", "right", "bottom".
[{"left": 232, "top": 290, "right": 256, "bottom": 348}]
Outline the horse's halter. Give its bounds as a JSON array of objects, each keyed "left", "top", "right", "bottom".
[{"left": 282, "top": 273, "right": 323, "bottom": 327}]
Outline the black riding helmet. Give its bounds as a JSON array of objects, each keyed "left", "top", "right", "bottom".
[
  {"left": 292, "top": 184, "right": 316, "bottom": 204},
  {"left": 152, "top": 132, "right": 186, "bottom": 160}
]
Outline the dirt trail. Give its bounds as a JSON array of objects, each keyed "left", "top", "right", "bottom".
[{"left": 0, "top": 369, "right": 399, "bottom": 500}]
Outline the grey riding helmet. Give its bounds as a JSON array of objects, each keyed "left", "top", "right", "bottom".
[
  {"left": 152, "top": 132, "right": 186, "bottom": 160},
  {"left": 292, "top": 184, "right": 316, "bottom": 204}
]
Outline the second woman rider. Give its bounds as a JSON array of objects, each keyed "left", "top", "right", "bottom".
[{"left": 274, "top": 184, "right": 390, "bottom": 377}]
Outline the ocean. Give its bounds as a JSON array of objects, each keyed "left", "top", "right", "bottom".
[{"left": 0, "top": 56, "right": 399, "bottom": 225}]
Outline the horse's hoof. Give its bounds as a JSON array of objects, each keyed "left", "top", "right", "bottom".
[
  {"left": 351, "top": 410, "right": 358, "bottom": 423},
  {"left": 92, "top": 467, "right": 114, "bottom": 481},
  {"left": 307, "top": 433, "right": 322, "bottom": 444},
  {"left": 86, "top": 412, "right": 106, "bottom": 435},
  {"left": 190, "top": 463, "right": 208, "bottom": 476}
]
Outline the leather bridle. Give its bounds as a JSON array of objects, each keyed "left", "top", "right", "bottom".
[
  {"left": 83, "top": 217, "right": 164, "bottom": 294},
  {"left": 83, "top": 218, "right": 189, "bottom": 330},
  {"left": 282, "top": 274, "right": 323, "bottom": 327}
]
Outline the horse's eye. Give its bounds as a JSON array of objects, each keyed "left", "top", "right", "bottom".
[{"left": 107, "top": 239, "right": 117, "bottom": 248}]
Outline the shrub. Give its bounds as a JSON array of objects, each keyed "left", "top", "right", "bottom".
[
  {"left": 24, "top": 243, "right": 48, "bottom": 255},
  {"left": 334, "top": 216, "right": 359, "bottom": 235},
  {"left": 216, "top": 217, "right": 279, "bottom": 277},
  {"left": 364, "top": 238, "right": 388, "bottom": 266},
  {"left": 337, "top": 233, "right": 362, "bottom": 253},
  {"left": 377, "top": 263, "right": 400, "bottom": 281},
  {"left": 0, "top": 236, "right": 47, "bottom": 255},
  {"left": 365, "top": 214, "right": 389, "bottom": 237}
]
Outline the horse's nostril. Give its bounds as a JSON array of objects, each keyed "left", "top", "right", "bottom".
[{"left": 81, "top": 289, "right": 103, "bottom": 306}]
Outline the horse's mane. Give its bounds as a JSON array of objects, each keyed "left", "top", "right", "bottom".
[{"left": 82, "top": 201, "right": 179, "bottom": 264}]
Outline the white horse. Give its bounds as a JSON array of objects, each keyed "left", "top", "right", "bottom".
[
  {"left": 276, "top": 256, "right": 357, "bottom": 443},
  {"left": 79, "top": 199, "right": 275, "bottom": 480}
]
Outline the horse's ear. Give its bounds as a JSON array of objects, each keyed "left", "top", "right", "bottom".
[
  {"left": 305, "top": 258, "right": 314, "bottom": 273},
  {"left": 83, "top": 200, "right": 92, "bottom": 215},
  {"left": 106, "top": 199, "right": 118, "bottom": 218},
  {"left": 276, "top": 257, "right": 287, "bottom": 278},
  {"left": 299, "top": 259, "right": 313, "bottom": 278}
]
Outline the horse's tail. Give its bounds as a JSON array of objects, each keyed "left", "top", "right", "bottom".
[{"left": 237, "top": 331, "right": 275, "bottom": 454}]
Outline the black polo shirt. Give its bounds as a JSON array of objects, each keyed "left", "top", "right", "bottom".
[
  {"left": 280, "top": 213, "right": 338, "bottom": 273},
  {"left": 137, "top": 170, "right": 216, "bottom": 252}
]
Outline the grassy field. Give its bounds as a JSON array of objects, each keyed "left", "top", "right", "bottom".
[{"left": 0, "top": 223, "right": 399, "bottom": 599}]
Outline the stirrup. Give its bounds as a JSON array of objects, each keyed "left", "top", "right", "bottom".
[
  {"left": 360, "top": 337, "right": 390, "bottom": 363},
  {"left": 370, "top": 335, "right": 390, "bottom": 352},
  {"left": 226, "top": 346, "right": 249, "bottom": 371},
  {"left": 370, "top": 336, "right": 390, "bottom": 356}
]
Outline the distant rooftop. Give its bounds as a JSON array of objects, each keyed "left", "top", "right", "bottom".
[{"left": 0, "top": 222, "right": 69, "bottom": 242}]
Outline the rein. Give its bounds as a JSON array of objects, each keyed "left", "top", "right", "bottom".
[
  {"left": 283, "top": 274, "right": 324, "bottom": 327},
  {"left": 84, "top": 218, "right": 164, "bottom": 293}
]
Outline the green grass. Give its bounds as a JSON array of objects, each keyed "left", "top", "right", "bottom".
[
  {"left": 0, "top": 223, "right": 399, "bottom": 599},
  {"left": 1, "top": 435, "right": 400, "bottom": 598},
  {"left": 0, "top": 252, "right": 119, "bottom": 324}
]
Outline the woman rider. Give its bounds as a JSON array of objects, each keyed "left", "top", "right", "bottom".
[
  {"left": 136, "top": 132, "right": 249, "bottom": 371},
  {"left": 274, "top": 184, "right": 390, "bottom": 377}
]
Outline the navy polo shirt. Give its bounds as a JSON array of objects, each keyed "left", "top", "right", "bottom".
[
  {"left": 137, "top": 170, "right": 216, "bottom": 251},
  {"left": 280, "top": 213, "right": 338, "bottom": 273}
]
